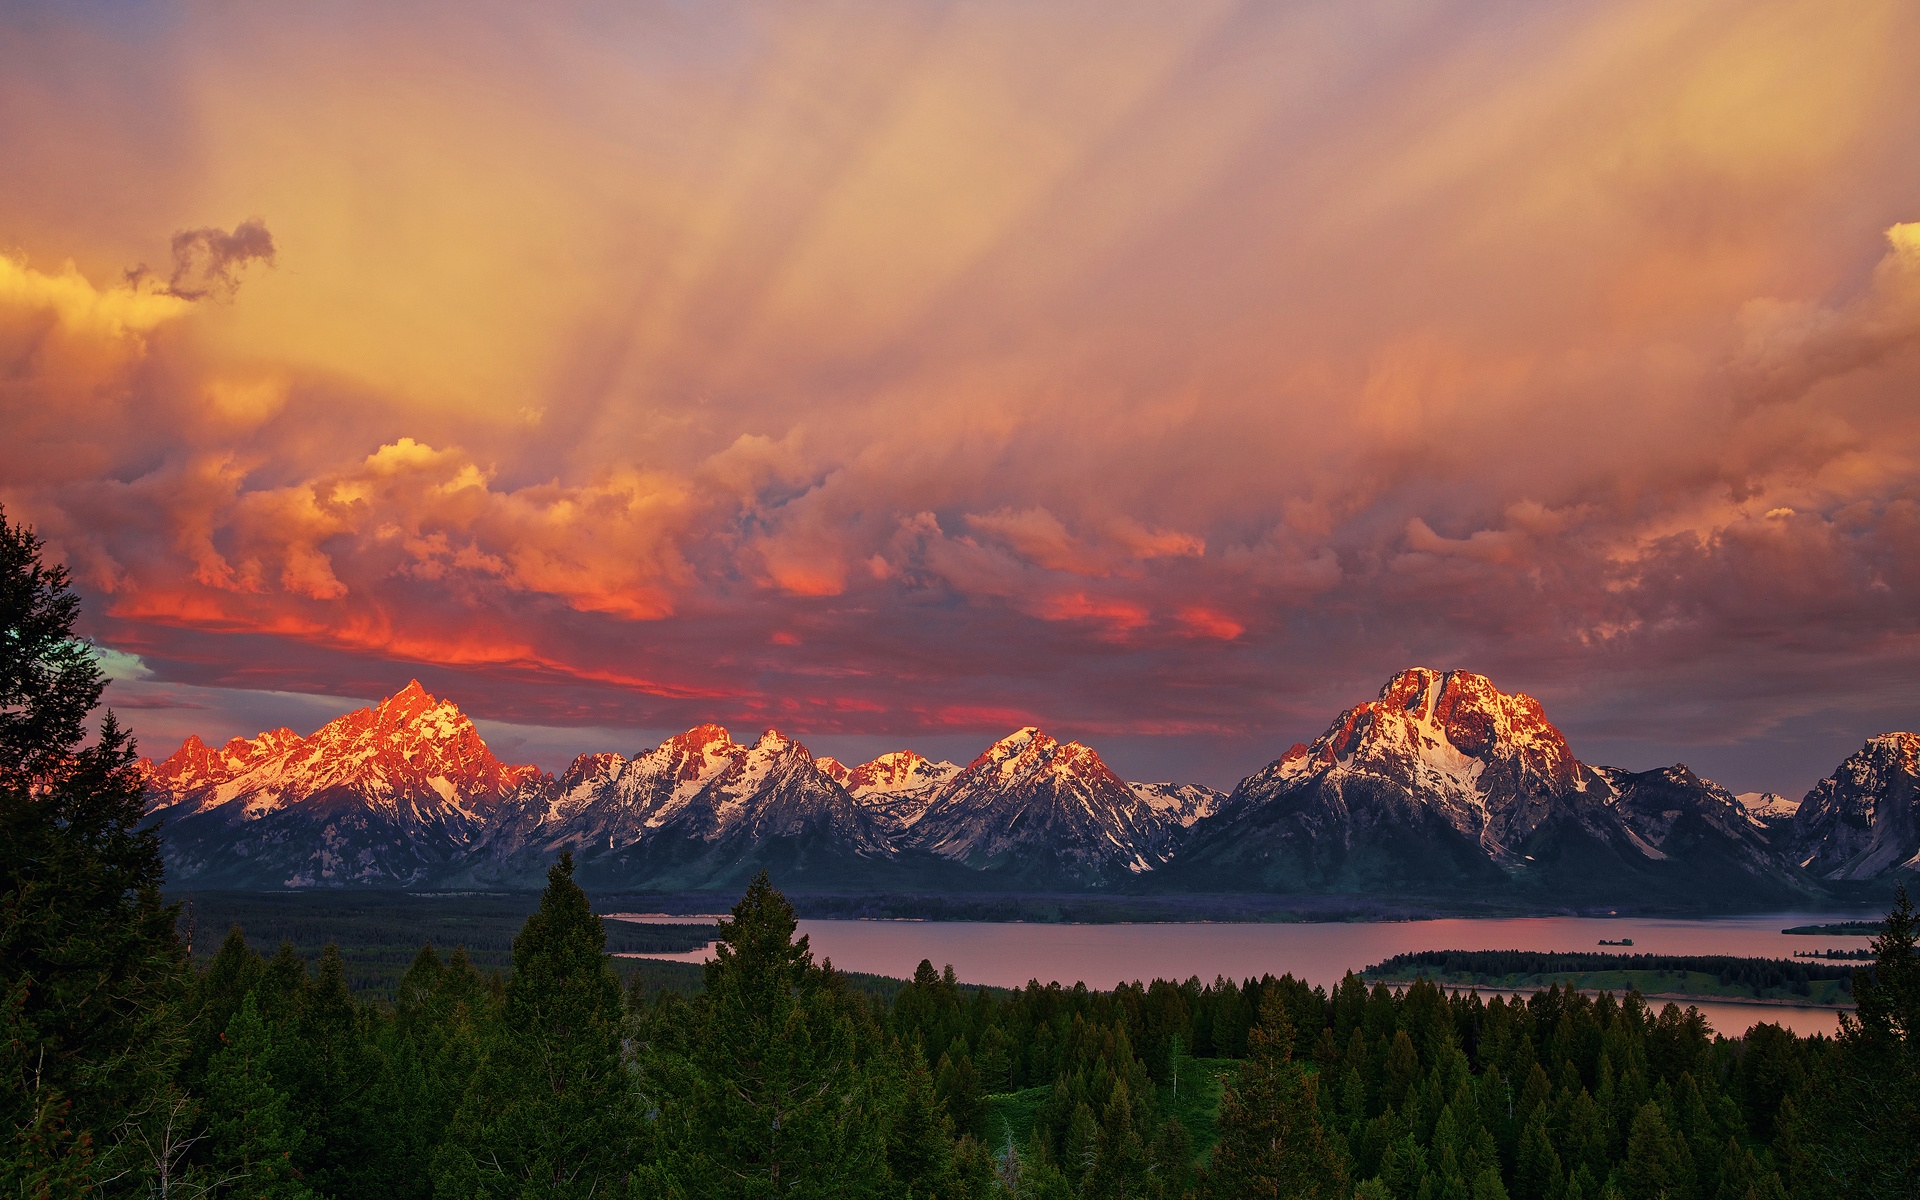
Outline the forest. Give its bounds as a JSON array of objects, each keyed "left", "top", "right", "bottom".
[
  {"left": 1365, "top": 952, "right": 1856, "bottom": 1005},
  {"left": 5, "top": 513, "right": 1919, "bottom": 1198}
]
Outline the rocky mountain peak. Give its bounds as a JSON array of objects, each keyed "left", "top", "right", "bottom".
[
  {"left": 1298, "top": 667, "right": 1577, "bottom": 792},
  {"left": 144, "top": 726, "right": 305, "bottom": 791},
  {"left": 375, "top": 678, "right": 436, "bottom": 722},
  {"left": 960, "top": 727, "right": 1122, "bottom": 790},
  {"left": 815, "top": 755, "right": 853, "bottom": 784},
  {"left": 848, "top": 750, "right": 955, "bottom": 795},
  {"left": 1789, "top": 731, "right": 1920, "bottom": 880}
]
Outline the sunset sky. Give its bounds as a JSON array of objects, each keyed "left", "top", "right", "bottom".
[{"left": 4, "top": 0, "right": 1918, "bottom": 795}]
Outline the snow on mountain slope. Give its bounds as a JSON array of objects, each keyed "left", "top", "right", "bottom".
[
  {"left": 475, "top": 724, "right": 888, "bottom": 867},
  {"left": 1165, "top": 667, "right": 1807, "bottom": 903},
  {"left": 1737, "top": 792, "right": 1800, "bottom": 822},
  {"left": 909, "top": 727, "right": 1197, "bottom": 883},
  {"left": 141, "top": 681, "right": 548, "bottom": 885},
  {"left": 1129, "top": 782, "right": 1225, "bottom": 828},
  {"left": 823, "top": 750, "right": 960, "bottom": 834},
  {"left": 1790, "top": 732, "right": 1920, "bottom": 879},
  {"left": 142, "top": 681, "right": 542, "bottom": 825},
  {"left": 1234, "top": 667, "right": 1586, "bottom": 860}
]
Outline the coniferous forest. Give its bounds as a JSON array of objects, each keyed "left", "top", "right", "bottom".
[{"left": 5, "top": 516, "right": 1919, "bottom": 1198}]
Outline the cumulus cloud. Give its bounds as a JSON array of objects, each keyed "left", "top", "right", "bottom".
[{"left": 2, "top": 0, "right": 1919, "bottom": 792}]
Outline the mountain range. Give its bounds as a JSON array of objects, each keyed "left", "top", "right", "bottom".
[{"left": 139, "top": 670, "right": 1920, "bottom": 906}]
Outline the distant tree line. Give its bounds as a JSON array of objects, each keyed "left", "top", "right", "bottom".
[
  {"left": 5, "top": 503, "right": 1919, "bottom": 1198},
  {"left": 1368, "top": 951, "right": 1856, "bottom": 997}
]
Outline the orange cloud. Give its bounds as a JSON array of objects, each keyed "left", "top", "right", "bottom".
[{"left": 2, "top": 0, "right": 1918, "bottom": 789}]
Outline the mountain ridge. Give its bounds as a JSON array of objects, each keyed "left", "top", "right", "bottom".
[{"left": 139, "top": 671, "right": 1916, "bottom": 900}]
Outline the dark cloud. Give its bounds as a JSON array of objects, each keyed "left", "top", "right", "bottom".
[{"left": 124, "top": 218, "right": 276, "bottom": 300}]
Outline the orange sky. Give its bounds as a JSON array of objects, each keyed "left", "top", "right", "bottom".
[{"left": 4, "top": 0, "right": 1919, "bottom": 791}]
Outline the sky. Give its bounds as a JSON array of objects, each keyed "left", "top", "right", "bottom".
[{"left": 3, "top": 0, "right": 1918, "bottom": 795}]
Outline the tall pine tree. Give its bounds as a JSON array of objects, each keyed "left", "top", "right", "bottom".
[
  {"left": 1201, "top": 986, "right": 1348, "bottom": 1200},
  {"left": 434, "top": 853, "right": 634, "bottom": 1198},
  {"left": 204, "top": 993, "right": 316, "bottom": 1200},
  {"left": 1817, "top": 884, "right": 1919, "bottom": 1199},
  {"left": 642, "top": 871, "right": 892, "bottom": 1199},
  {"left": 0, "top": 505, "right": 188, "bottom": 1195}
]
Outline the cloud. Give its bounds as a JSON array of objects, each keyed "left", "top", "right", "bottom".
[
  {"left": 2, "top": 0, "right": 1919, "bottom": 795},
  {"left": 125, "top": 219, "right": 277, "bottom": 301}
]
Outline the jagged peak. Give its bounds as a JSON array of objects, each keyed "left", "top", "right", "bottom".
[
  {"left": 846, "top": 749, "right": 957, "bottom": 795},
  {"left": 968, "top": 726, "right": 1052, "bottom": 770},
  {"left": 1864, "top": 731, "right": 1920, "bottom": 761},
  {"left": 559, "top": 751, "right": 627, "bottom": 790},
  {"left": 815, "top": 755, "right": 853, "bottom": 784},
  {"left": 659, "top": 723, "right": 735, "bottom": 756},
  {"left": 854, "top": 748, "right": 930, "bottom": 775},
  {"left": 376, "top": 678, "right": 436, "bottom": 716}
]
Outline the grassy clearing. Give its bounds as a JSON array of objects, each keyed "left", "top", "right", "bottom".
[{"left": 978, "top": 1056, "right": 1243, "bottom": 1165}]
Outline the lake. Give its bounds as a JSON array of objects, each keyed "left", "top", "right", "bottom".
[{"left": 608, "top": 909, "right": 1884, "bottom": 1038}]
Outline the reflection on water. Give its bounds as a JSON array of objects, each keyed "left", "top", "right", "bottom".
[{"left": 615, "top": 910, "right": 1883, "bottom": 1039}]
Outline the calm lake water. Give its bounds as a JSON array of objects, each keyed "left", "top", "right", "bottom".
[{"left": 609, "top": 910, "right": 1884, "bottom": 1039}]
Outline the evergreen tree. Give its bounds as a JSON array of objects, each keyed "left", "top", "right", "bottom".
[
  {"left": 0, "top": 505, "right": 188, "bottom": 1193},
  {"left": 1146, "top": 1115, "right": 1195, "bottom": 1200},
  {"left": 1817, "top": 884, "right": 1919, "bottom": 1199},
  {"left": 204, "top": 993, "right": 316, "bottom": 1200},
  {"left": 365, "top": 944, "right": 488, "bottom": 1200},
  {"left": 1621, "top": 1103, "right": 1682, "bottom": 1200},
  {"left": 286, "top": 944, "right": 382, "bottom": 1195},
  {"left": 435, "top": 853, "right": 634, "bottom": 1198},
  {"left": 1514, "top": 1114, "right": 1564, "bottom": 1200},
  {"left": 1202, "top": 988, "right": 1348, "bottom": 1200},
  {"left": 885, "top": 1041, "right": 958, "bottom": 1199},
  {"left": 1085, "top": 1077, "right": 1149, "bottom": 1198},
  {"left": 935, "top": 1041, "right": 985, "bottom": 1140},
  {"left": 642, "top": 870, "right": 890, "bottom": 1199},
  {"left": 1062, "top": 1101, "right": 1100, "bottom": 1190},
  {"left": 187, "top": 927, "right": 265, "bottom": 1088}
]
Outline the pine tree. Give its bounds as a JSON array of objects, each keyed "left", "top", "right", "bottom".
[
  {"left": 886, "top": 1041, "right": 957, "bottom": 1198},
  {"left": 1817, "top": 884, "right": 1919, "bottom": 1199},
  {"left": 1062, "top": 1100, "right": 1100, "bottom": 1190},
  {"left": 1621, "top": 1103, "right": 1681, "bottom": 1200},
  {"left": 643, "top": 871, "right": 890, "bottom": 1200},
  {"left": 0, "top": 505, "right": 188, "bottom": 1193},
  {"left": 934, "top": 1041, "right": 985, "bottom": 1141},
  {"left": 287, "top": 944, "right": 381, "bottom": 1196},
  {"left": 1085, "top": 1077, "right": 1149, "bottom": 1198},
  {"left": 1515, "top": 1114, "right": 1564, "bottom": 1200},
  {"left": 204, "top": 993, "right": 316, "bottom": 1200},
  {"left": 187, "top": 927, "right": 265, "bottom": 1088},
  {"left": 434, "top": 853, "right": 634, "bottom": 1198},
  {"left": 1201, "top": 987, "right": 1348, "bottom": 1200}
]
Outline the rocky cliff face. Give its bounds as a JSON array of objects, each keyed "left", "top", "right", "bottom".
[
  {"left": 1789, "top": 733, "right": 1920, "bottom": 880},
  {"left": 819, "top": 750, "right": 960, "bottom": 835},
  {"left": 140, "top": 672, "right": 1863, "bottom": 902},
  {"left": 141, "top": 681, "right": 547, "bottom": 886},
  {"left": 905, "top": 728, "right": 1203, "bottom": 885},
  {"left": 1161, "top": 668, "right": 1808, "bottom": 905}
]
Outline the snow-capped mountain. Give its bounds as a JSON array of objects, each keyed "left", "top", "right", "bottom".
[
  {"left": 465, "top": 725, "right": 891, "bottom": 890},
  {"left": 141, "top": 681, "right": 547, "bottom": 886},
  {"left": 818, "top": 750, "right": 961, "bottom": 834},
  {"left": 907, "top": 727, "right": 1204, "bottom": 885},
  {"left": 1160, "top": 668, "right": 1806, "bottom": 905},
  {"left": 1128, "top": 782, "right": 1226, "bottom": 829},
  {"left": 1738, "top": 792, "right": 1801, "bottom": 824},
  {"left": 137, "top": 673, "right": 1868, "bottom": 902},
  {"left": 1788, "top": 733, "right": 1920, "bottom": 880}
]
